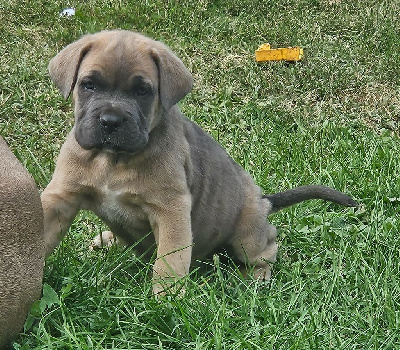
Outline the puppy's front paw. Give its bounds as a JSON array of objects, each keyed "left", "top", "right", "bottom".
[{"left": 90, "top": 230, "right": 119, "bottom": 250}]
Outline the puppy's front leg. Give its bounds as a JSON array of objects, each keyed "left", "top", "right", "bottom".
[
  {"left": 41, "top": 183, "right": 81, "bottom": 257},
  {"left": 149, "top": 196, "right": 192, "bottom": 295}
]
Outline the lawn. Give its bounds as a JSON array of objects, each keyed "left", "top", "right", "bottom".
[{"left": 1, "top": 0, "right": 400, "bottom": 349}]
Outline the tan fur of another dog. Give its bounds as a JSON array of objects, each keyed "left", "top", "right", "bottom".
[{"left": 0, "top": 137, "right": 44, "bottom": 348}]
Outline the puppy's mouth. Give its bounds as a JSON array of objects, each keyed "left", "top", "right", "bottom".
[
  {"left": 101, "top": 138, "right": 123, "bottom": 152},
  {"left": 100, "top": 133, "right": 148, "bottom": 154},
  {"left": 75, "top": 117, "right": 149, "bottom": 154}
]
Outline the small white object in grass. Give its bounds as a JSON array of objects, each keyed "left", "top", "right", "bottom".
[
  {"left": 90, "top": 230, "right": 119, "bottom": 250},
  {"left": 60, "top": 8, "right": 75, "bottom": 17}
]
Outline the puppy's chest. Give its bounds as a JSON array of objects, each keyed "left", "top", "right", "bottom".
[
  {"left": 89, "top": 182, "right": 148, "bottom": 226},
  {"left": 101, "top": 184, "right": 131, "bottom": 209}
]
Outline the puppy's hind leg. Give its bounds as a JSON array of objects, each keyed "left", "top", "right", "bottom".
[
  {"left": 230, "top": 222, "right": 278, "bottom": 280},
  {"left": 229, "top": 194, "right": 278, "bottom": 281}
]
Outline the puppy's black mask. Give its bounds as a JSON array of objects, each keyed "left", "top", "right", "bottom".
[{"left": 74, "top": 71, "right": 155, "bottom": 154}]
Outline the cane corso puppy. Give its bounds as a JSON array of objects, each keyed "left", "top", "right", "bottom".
[{"left": 42, "top": 30, "right": 357, "bottom": 293}]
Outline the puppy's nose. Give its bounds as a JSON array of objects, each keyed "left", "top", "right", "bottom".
[{"left": 99, "top": 113, "right": 124, "bottom": 132}]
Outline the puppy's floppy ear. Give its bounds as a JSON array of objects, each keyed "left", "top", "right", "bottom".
[
  {"left": 151, "top": 44, "right": 193, "bottom": 110},
  {"left": 48, "top": 35, "right": 93, "bottom": 99}
]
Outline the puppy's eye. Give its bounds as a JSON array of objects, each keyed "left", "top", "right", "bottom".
[
  {"left": 82, "top": 80, "right": 95, "bottom": 91},
  {"left": 130, "top": 76, "right": 153, "bottom": 97},
  {"left": 136, "top": 85, "right": 150, "bottom": 96}
]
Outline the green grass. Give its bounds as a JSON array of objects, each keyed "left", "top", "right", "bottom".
[{"left": 1, "top": 0, "right": 400, "bottom": 348}]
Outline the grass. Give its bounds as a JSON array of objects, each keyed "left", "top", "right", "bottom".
[{"left": 1, "top": 0, "right": 400, "bottom": 348}]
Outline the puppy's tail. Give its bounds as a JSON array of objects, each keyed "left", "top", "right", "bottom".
[{"left": 263, "top": 185, "right": 358, "bottom": 214}]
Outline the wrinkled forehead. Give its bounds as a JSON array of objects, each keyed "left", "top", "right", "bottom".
[{"left": 78, "top": 36, "right": 158, "bottom": 84}]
